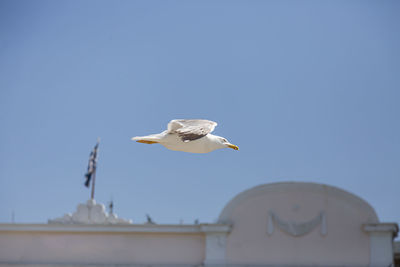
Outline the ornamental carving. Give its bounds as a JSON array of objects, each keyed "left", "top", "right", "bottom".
[
  {"left": 267, "top": 210, "right": 327, "bottom": 236},
  {"left": 48, "top": 199, "right": 132, "bottom": 225}
]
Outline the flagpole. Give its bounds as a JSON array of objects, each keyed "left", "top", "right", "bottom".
[
  {"left": 90, "top": 168, "right": 96, "bottom": 200},
  {"left": 89, "top": 137, "right": 100, "bottom": 200}
]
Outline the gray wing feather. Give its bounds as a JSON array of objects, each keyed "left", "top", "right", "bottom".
[{"left": 167, "top": 119, "right": 217, "bottom": 141}]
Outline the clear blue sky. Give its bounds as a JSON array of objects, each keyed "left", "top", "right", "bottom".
[{"left": 0, "top": 0, "right": 399, "bottom": 226}]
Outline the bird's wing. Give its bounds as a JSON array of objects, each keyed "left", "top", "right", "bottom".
[{"left": 167, "top": 119, "right": 218, "bottom": 141}]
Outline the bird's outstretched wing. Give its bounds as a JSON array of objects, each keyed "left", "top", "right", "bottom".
[{"left": 167, "top": 119, "right": 218, "bottom": 141}]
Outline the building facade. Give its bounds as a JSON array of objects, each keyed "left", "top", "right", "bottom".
[{"left": 0, "top": 182, "right": 398, "bottom": 267}]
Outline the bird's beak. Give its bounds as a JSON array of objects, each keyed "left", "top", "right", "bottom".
[{"left": 226, "top": 143, "right": 239, "bottom": 150}]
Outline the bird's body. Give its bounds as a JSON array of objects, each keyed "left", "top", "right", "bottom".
[{"left": 132, "top": 119, "right": 239, "bottom": 153}]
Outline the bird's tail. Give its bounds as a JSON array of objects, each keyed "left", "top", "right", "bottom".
[{"left": 131, "top": 134, "right": 160, "bottom": 144}]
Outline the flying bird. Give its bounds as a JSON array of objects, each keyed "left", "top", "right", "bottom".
[{"left": 132, "top": 119, "right": 239, "bottom": 153}]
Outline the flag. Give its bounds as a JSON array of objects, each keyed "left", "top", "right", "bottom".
[{"left": 84, "top": 141, "right": 99, "bottom": 187}]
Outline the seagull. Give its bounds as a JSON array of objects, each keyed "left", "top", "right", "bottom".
[{"left": 132, "top": 119, "right": 239, "bottom": 153}]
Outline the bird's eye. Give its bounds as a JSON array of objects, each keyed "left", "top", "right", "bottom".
[{"left": 222, "top": 138, "right": 227, "bottom": 142}]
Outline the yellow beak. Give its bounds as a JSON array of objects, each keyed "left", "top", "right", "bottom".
[{"left": 227, "top": 143, "right": 239, "bottom": 150}]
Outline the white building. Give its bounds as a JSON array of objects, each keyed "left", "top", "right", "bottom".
[{"left": 0, "top": 182, "right": 398, "bottom": 267}]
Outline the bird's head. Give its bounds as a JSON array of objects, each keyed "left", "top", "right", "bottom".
[{"left": 216, "top": 136, "right": 239, "bottom": 151}]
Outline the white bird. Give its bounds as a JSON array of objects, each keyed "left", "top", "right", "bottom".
[{"left": 132, "top": 119, "right": 239, "bottom": 153}]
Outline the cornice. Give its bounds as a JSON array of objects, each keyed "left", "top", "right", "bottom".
[{"left": 0, "top": 223, "right": 231, "bottom": 234}]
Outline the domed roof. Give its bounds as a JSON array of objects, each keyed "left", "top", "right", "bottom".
[
  {"left": 217, "top": 182, "right": 379, "bottom": 266},
  {"left": 218, "top": 182, "right": 378, "bottom": 224}
]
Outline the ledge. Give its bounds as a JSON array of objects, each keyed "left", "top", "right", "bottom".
[
  {"left": 0, "top": 223, "right": 231, "bottom": 234},
  {"left": 200, "top": 224, "right": 231, "bottom": 233},
  {"left": 362, "top": 223, "right": 399, "bottom": 237}
]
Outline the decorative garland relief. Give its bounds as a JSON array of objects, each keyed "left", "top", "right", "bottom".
[{"left": 267, "top": 210, "right": 327, "bottom": 236}]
